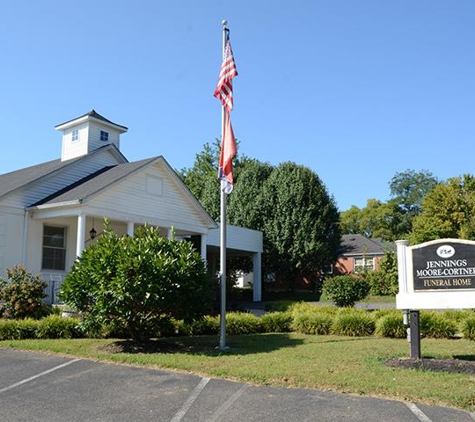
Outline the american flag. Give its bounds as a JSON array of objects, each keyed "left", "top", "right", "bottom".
[{"left": 214, "top": 35, "right": 238, "bottom": 112}]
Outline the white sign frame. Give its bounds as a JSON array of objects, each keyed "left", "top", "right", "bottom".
[{"left": 396, "top": 238, "right": 475, "bottom": 310}]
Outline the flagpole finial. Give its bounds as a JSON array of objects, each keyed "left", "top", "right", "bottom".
[{"left": 222, "top": 19, "right": 228, "bottom": 27}]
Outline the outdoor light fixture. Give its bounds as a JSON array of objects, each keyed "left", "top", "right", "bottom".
[
  {"left": 90, "top": 218, "right": 97, "bottom": 239},
  {"left": 89, "top": 227, "right": 97, "bottom": 239}
]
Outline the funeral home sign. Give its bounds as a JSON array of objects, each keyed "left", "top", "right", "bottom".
[{"left": 396, "top": 238, "right": 475, "bottom": 310}]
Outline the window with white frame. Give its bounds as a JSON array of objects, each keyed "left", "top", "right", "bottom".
[
  {"left": 354, "top": 257, "right": 374, "bottom": 273},
  {"left": 100, "top": 130, "right": 109, "bottom": 142},
  {"left": 71, "top": 129, "right": 79, "bottom": 142},
  {"left": 42, "top": 225, "right": 66, "bottom": 270}
]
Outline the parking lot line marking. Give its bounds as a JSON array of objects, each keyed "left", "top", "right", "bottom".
[
  {"left": 406, "top": 403, "right": 433, "bottom": 422},
  {"left": 0, "top": 358, "right": 81, "bottom": 394},
  {"left": 170, "top": 377, "right": 210, "bottom": 422},
  {"left": 207, "top": 384, "right": 248, "bottom": 422}
]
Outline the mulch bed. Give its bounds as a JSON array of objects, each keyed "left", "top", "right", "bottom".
[
  {"left": 385, "top": 357, "right": 475, "bottom": 375},
  {"left": 97, "top": 340, "right": 197, "bottom": 354}
]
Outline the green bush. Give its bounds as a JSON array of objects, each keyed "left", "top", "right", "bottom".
[
  {"left": 60, "top": 223, "right": 213, "bottom": 343},
  {"left": 0, "top": 265, "right": 48, "bottom": 319},
  {"left": 332, "top": 308, "right": 375, "bottom": 337},
  {"left": 460, "top": 317, "right": 475, "bottom": 340},
  {"left": 420, "top": 311, "right": 457, "bottom": 339},
  {"left": 179, "top": 315, "right": 220, "bottom": 336},
  {"left": 322, "top": 275, "right": 370, "bottom": 307},
  {"left": 225, "top": 312, "right": 262, "bottom": 335},
  {"left": 36, "top": 315, "right": 80, "bottom": 339},
  {"left": 260, "top": 312, "right": 293, "bottom": 333},
  {"left": 375, "top": 311, "right": 406, "bottom": 338},
  {"left": 291, "top": 310, "right": 333, "bottom": 335},
  {"left": 367, "top": 251, "right": 399, "bottom": 296},
  {"left": 0, "top": 318, "right": 38, "bottom": 340}
]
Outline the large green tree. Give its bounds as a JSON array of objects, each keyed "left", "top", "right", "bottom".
[
  {"left": 180, "top": 144, "right": 341, "bottom": 288},
  {"left": 410, "top": 175, "right": 475, "bottom": 243},
  {"left": 261, "top": 162, "right": 341, "bottom": 285}
]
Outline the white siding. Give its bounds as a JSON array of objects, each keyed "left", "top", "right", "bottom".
[
  {"left": 1, "top": 149, "right": 122, "bottom": 208},
  {"left": 88, "top": 124, "right": 120, "bottom": 153},
  {"left": 87, "top": 161, "right": 212, "bottom": 234},
  {"left": 61, "top": 123, "right": 89, "bottom": 161},
  {"left": 207, "top": 225, "right": 263, "bottom": 253},
  {"left": 0, "top": 207, "right": 25, "bottom": 277}
]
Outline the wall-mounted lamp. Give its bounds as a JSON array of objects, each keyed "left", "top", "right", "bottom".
[{"left": 90, "top": 218, "right": 97, "bottom": 239}]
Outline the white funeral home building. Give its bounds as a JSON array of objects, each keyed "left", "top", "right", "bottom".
[{"left": 0, "top": 110, "right": 262, "bottom": 302}]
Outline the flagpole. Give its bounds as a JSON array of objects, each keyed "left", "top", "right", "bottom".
[{"left": 219, "top": 19, "right": 228, "bottom": 350}]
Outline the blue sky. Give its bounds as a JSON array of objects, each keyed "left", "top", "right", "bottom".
[{"left": 1, "top": 1, "right": 474, "bottom": 211}]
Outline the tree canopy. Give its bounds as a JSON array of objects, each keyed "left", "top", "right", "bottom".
[
  {"left": 410, "top": 175, "right": 475, "bottom": 243},
  {"left": 179, "top": 143, "right": 341, "bottom": 286}
]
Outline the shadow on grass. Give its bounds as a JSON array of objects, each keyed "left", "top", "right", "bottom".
[{"left": 98, "top": 333, "right": 305, "bottom": 356}]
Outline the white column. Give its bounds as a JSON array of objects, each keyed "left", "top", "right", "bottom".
[
  {"left": 396, "top": 240, "right": 410, "bottom": 294},
  {"left": 76, "top": 214, "right": 86, "bottom": 257},
  {"left": 21, "top": 211, "right": 30, "bottom": 265},
  {"left": 127, "top": 222, "right": 134, "bottom": 237},
  {"left": 200, "top": 234, "right": 208, "bottom": 262},
  {"left": 252, "top": 252, "right": 262, "bottom": 302}
]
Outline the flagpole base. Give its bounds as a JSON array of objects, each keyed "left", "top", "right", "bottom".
[{"left": 215, "top": 345, "right": 230, "bottom": 351}]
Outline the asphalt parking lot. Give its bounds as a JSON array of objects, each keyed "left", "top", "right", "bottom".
[{"left": 1, "top": 348, "right": 474, "bottom": 422}]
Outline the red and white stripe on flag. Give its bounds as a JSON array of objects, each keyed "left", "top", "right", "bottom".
[
  {"left": 218, "top": 110, "right": 237, "bottom": 194},
  {"left": 214, "top": 38, "right": 238, "bottom": 112}
]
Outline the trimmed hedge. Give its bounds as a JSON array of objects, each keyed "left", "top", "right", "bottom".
[
  {"left": 420, "top": 311, "right": 457, "bottom": 339},
  {"left": 375, "top": 311, "right": 406, "bottom": 339},
  {"left": 225, "top": 312, "right": 262, "bottom": 335},
  {"left": 0, "top": 316, "right": 80, "bottom": 340},
  {"left": 332, "top": 308, "right": 375, "bottom": 337},
  {"left": 3, "top": 307, "right": 475, "bottom": 341},
  {"left": 260, "top": 312, "right": 293, "bottom": 333}
]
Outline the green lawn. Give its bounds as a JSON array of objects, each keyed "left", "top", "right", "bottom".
[{"left": 1, "top": 333, "right": 474, "bottom": 411}]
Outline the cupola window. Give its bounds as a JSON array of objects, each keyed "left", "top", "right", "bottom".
[
  {"left": 71, "top": 129, "right": 79, "bottom": 142},
  {"left": 100, "top": 130, "right": 109, "bottom": 142}
]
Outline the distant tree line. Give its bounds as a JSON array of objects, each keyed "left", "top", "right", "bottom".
[{"left": 340, "top": 170, "right": 475, "bottom": 243}]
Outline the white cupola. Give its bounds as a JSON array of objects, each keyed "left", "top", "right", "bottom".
[{"left": 55, "top": 110, "right": 128, "bottom": 161}]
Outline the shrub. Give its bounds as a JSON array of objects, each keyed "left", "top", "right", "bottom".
[
  {"left": 332, "top": 308, "right": 375, "bottom": 337},
  {"left": 261, "top": 312, "right": 293, "bottom": 333},
  {"left": 322, "top": 275, "right": 370, "bottom": 307},
  {"left": 0, "top": 318, "right": 38, "bottom": 340},
  {"left": 0, "top": 265, "right": 48, "bottom": 319},
  {"left": 60, "top": 223, "right": 213, "bottom": 343},
  {"left": 460, "top": 317, "right": 475, "bottom": 340},
  {"left": 420, "top": 311, "right": 457, "bottom": 339},
  {"left": 367, "top": 251, "right": 398, "bottom": 296},
  {"left": 36, "top": 315, "right": 80, "bottom": 339},
  {"left": 375, "top": 311, "right": 406, "bottom": 338},
  {"left": 291, "top": 310, "right": 333, "bottom": 335},
  {"left": 225, "top": 312, "right": 262, "bottom": 335}
]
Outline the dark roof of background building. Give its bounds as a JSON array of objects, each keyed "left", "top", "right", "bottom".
[{"left": 339, "top": 234, "right": 394, "bottom": 256}]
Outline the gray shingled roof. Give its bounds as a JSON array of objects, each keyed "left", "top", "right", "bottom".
[
  {"left": 339, "top": 234, "right": 391, "bottom": 256},
  {"left": 32, "top": 157, "right": 158, "bottom": 206},
  {"left": 0, "top": 157, "right": 80, "bottom": 199},
  {"left": 55, "top": 109, "right": 128, "bottom": 131},
  {"left": 0, "top": 145, "right": 127, "bottom": 201}
]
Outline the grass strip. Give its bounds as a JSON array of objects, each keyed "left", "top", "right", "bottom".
[{"left": 1, "top": 333, "right": 474, "bottom": 411}]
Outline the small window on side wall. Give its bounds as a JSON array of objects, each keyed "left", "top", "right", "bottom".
[
  {"left": 42, "top": 225, "right": 66, "bottom": 270},
  {"left": 72, "top": 129, "right": 79, "bottom": 142},
  {"left": 100, "top": 130, "right": 109, "bottom": 142}
]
